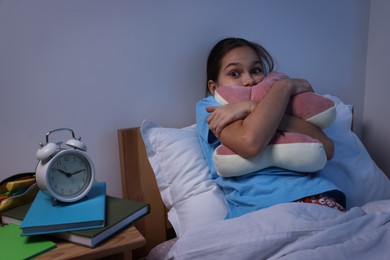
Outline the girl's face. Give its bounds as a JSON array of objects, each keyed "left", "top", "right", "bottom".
[{"left": 208, "top": 46, "right": 265, "bottom": 95}]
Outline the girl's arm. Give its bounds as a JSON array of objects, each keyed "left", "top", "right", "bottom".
[
  {"left": 207, "top": 78, "right": 313, "bottom": 158},
  {"left": 206, "top": 100, "right": 256, "bottom": 134},
  {"left": 278, "top": 114, "right": 334, "bottom": 160}
]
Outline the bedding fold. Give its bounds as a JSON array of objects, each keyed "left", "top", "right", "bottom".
[{"left": 165, "top": 200, "right": 390, "bottom": 260}]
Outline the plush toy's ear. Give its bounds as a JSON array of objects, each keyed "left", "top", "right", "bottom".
[
  {"left": 251, "top": 72, "right": 289, "bottom": 101},
  {"left": 287, "top": 92, "right": 336, "bottom": 129},
  {"left": 213, "top": 132, "right": 327, "bottom": 177},
  {"left": 214, "top": 86, "right": 252, "bottom": 105}
]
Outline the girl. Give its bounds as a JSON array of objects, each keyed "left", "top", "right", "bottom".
[{"left": 196, "top": 37, "right": 345, "bottom": 219}]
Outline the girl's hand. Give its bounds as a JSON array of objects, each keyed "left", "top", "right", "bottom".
[{"left": 206, "top": 101, "right": 256, "bottom": 138}]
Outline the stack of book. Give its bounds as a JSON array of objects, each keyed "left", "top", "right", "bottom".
[{"left": 1, "top": 182, "right": 150, "bottom": 248}]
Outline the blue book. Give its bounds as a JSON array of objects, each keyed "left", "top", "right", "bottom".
[{"left": 20, "top": 182, "right": 106, "bottom": 236}]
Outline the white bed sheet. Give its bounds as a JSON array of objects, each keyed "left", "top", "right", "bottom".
[{"left": 165, "top": 199, "right": 390, "bottom": 260}]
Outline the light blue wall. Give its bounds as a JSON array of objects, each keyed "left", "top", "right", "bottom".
[{"left": 0, "top": 0, "right": 373, "bottom": 197}]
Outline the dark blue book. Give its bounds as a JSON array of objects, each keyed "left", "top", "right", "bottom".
[{"left": 20, "top": 182, "right": 106, "bottom": 236}]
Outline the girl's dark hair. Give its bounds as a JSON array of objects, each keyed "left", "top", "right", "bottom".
[{"left": 206, "top": 37, "right": 274, "bottom": 96}]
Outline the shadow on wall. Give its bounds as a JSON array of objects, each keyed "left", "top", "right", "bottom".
[{"left": 361, "top": 124, "right": 390, "bottom": 179}]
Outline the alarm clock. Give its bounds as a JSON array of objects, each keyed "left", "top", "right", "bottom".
[{"left": 35, "top": 128, "right": 95, "bottom": 203}]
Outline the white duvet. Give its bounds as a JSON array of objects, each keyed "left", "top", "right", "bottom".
[{"left": 165, "top": 199, "right": 390, "bottom": 260}]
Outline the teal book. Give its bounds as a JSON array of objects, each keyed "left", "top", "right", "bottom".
[
  {"left": 20, "top": 182, "right": 106, "bottom": 236},
  {"left": 0, "top": 223, "right": 56, "bottom": 259}
]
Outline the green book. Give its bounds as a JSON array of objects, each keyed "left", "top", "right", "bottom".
[
  {"left": 0, "top": 223, "right": 56, "bottom": 259},
  {"left": 1, "top": 196, "right": 150, "bottom": 248}
]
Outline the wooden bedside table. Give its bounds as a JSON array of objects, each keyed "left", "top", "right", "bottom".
[{"left": 35, "top": 225, "right": 145, "bottom": 260}]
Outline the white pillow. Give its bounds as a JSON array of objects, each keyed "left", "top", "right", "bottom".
[
  {"left": 320, "top": 95, "right": 390, "bottom": 208},
  {"left": 140, "top": 95, "right": 390, "bottom": 236},
  {"left": 140, "top": 120, "right": 227, "bottom": 236}
]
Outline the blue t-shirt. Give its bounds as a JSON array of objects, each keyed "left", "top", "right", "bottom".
[{"left": 196, "top": 96, "right": 345, "bottom": 219}]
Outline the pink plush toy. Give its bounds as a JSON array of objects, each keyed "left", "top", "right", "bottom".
[{"left": 213, "top": 72, "right": 336, "bottom": 177}]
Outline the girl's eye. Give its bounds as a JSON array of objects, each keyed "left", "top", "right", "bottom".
[
  {"left": 252, "top": 68, "right": 263, "bottom": 74},
  {"left": 228, "top": 71, "right": 240, "bottom": 78}
]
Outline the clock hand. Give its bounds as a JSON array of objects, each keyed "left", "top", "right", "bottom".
[
  {"left": 71, "top": 169, "right": 86, "bottom": 175},
  {"left": 56, "top": 168, "right": 72, "bottom": 177}
]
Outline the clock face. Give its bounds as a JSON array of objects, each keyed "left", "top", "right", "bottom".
[{"left": 47, "top": 151, "right": 93, "bottom": 200}]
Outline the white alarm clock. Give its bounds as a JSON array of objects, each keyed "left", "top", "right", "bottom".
[{"left": 35, "top": 128, "right": 95, "bottom": 203}]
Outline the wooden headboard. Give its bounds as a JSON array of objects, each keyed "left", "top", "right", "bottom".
[{"left": 117, "top": 127, "right": 172, "bottom": 258}]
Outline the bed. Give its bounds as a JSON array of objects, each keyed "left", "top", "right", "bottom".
[{"left": 118, "top": 95, "right": 390, "bottom": 260}]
